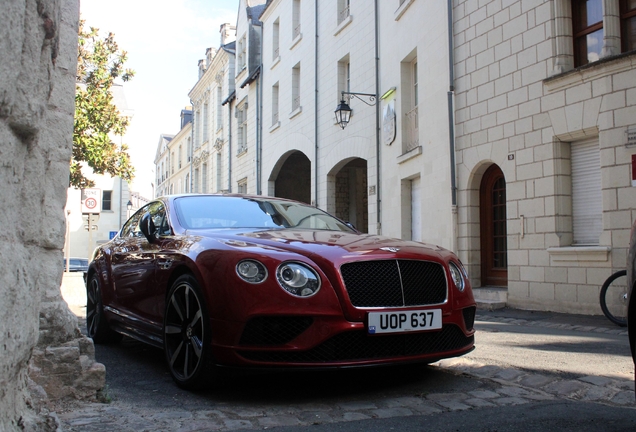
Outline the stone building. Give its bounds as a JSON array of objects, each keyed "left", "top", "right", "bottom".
[{"left": 452, "top": 0, "right": 636, "bottom": 314}]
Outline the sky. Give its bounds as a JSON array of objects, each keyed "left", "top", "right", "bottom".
[{"left": 80, "top": 0, "right": 239, "bottom": 199}]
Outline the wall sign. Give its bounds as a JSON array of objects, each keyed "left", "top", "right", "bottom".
[{"left": 627, "top": 126, "right": 636, "bottom": 147}]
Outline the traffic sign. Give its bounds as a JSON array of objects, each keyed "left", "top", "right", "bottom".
[{"left": 81, "top": 188, "right": 101, "bottom": 214}]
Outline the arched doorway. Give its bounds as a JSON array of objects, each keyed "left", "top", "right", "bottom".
[
  {"left": 480, "top": 164, "right": 507, "bottom": 287},
  {"left": 274, "top": 151, "right": 311, "bottom": 204},
  {"left": 334, "top": 159, "right": 368, "bottom": 233}
]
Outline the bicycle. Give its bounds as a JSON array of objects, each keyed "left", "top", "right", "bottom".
[{"left": 600, "top": 269, "right": 628, "bottom": 327}]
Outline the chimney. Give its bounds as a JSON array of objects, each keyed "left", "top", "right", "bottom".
[
  {"left": 198, "top": 59, "right": 206, "bottom": 79},
  {"left": 220, "top": 23, "right": 236, "bottom": 45}
]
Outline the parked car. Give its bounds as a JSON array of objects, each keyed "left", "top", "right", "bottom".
[
  {"left": 64, "top": 257, "right": 89, "bottom": 272},
  {"left": 85, "top": 194, "right": 476, "bottom": 389},
  {"left": 627, "top": 218, "right": 636, "bottom": 392}
]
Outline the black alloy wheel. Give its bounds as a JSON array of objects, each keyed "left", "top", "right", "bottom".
[
  {"left": 163, "top": 274, "right": 213, "bottom": 389},
  {"left": 86, "top": 274, "right": 122, "bottom": 343}
]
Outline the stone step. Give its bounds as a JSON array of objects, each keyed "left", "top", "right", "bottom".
[{"left": 473, "top": 286, "right": 507, "bottom": 310}]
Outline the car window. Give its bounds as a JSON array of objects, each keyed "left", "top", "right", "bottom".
[
  {"left": 148, "top": 201, "right": 171, "bottom": 236},
  {"left": 173, "top": 196, "right": 355, "bottom": 232},
  {"left": 121, "top": 205, "right": 149, "bottom": 238}
]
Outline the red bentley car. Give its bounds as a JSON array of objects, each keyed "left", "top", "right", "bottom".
[{"left": 86, "top": 194, "right": 476, "bottom": 389}]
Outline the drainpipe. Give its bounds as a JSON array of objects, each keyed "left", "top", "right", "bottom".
[
  {"left": 447, "top": 0, "right": 458, "bottom": 252},
  {"left": 189, "top": 100, "right": 194, "bottom": 193},
  {"left": 374, "top": 0, "right": 381, "bottom": 235},
  {"left": 314, "top": 0, "right": 319, "bottom": 206},
  {"left": 256, "top": 73, "right": 262, "bottom": 195},
  {"left": 228, "top": 99, "right": 232, "bottom": 193}
]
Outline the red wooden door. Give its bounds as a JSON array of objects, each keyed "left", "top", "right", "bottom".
[{"left": 480, "top": 165, "right": 508, "bottom": 287}]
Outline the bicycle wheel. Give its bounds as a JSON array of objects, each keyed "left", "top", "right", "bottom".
[{"left": 600, "top": 270, "right": 628, "bottom": 327}]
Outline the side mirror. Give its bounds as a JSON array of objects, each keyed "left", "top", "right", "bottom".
[{"left": 139, "top": 212, "right": 157, "bottom": 243}]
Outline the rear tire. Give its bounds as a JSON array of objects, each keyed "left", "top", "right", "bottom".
[
  {"left": 600, "top": 270, "right": 628, "bottom": 327},
  {"left": 163, "top": 274, "right": 214, "bottom": 390},
  {"left": 86, "top": 274, "right": 123, "bottom": 343}
]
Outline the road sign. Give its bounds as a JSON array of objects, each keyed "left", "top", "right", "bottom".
[{"left": 81, "top": 188, "right": 101, "bottom": 214}]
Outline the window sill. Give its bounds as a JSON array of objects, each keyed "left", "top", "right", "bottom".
[
  {"left": 394, "top": 0, "right": 415, "bottom": 21},
  {"left": 271, "top": 55, "right": 281, "bottom": 69},
  {"left": 544, "top": 50, "right": 636, "bottom": 92},
  {"left": 334, "top": 15, "right": 352, "bottom": 36},
  {"left": 289, "top": 106, "right": 302, "bottom": 119},
  {"left": 235, "top": 66, "right": 247, "bottom": 81},
  {"left": 397, "top": 145, "right": 422, "bottom": 164},
  {"left": 269, "top": 121, "right": 281, "bottom": 133},
  {"left": 237, "top": 148, "right": 248, "bottom": 157},
  {"left": 290, "top": 33, "right": 302, "bottom": 50},
  {"left": 547, "top": 246, "right": 611, "bottom": 262}
]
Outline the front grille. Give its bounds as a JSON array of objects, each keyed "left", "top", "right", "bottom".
[
  {"left": 238, "top": 324, "right": 473, "bottom": 363},
  {"left": 239, "top": 316, "right": 313, "bottom": 346},
  {"left": 340, "top": 260, "right": 447, "bottom": 307}
]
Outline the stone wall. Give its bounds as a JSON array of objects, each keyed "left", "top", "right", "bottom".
[{"left": 0, "top": 1, "right": 104, "bottom": 430}]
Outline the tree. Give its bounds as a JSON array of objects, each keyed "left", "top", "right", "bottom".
[{"left": 71, "top": 20, "right": 135, "bottom": 188}]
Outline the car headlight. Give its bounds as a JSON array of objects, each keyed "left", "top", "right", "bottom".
[
  {"left": 449, "top": 262, "right": 465, "bottom": 292},
  {"left": 236, "top": 260, "right": 268, "bottom": 284},
  {"left": 276, "top": 262, "right": 320, "bottom": 297}
]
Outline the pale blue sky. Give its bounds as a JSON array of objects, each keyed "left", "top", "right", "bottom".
[{"left": 80, "top": 0, "right": 239, "bottom": 198}]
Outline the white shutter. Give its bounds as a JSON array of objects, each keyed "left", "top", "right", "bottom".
[
  {"left": 571, "top": 138, "right": 602, "bottom": 245},
  {"left": 411, "top": 177, "right": 422, "bottom": 242}
]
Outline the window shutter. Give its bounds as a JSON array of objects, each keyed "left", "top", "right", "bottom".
[{"left": 571, "top": 139, "right": 602, "bottom": 245}]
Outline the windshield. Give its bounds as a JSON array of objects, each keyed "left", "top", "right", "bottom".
[{"left": 173, "top": 196, "right": 355, "bottom": 232}]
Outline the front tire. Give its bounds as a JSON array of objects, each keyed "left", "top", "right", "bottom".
[
  {"left": 600, "top": 270, "right": 628, "bottom": 327},
  {"left": 163, "top": 274, "right": 213, "bottom": 390},
  {"left": 86, "top": 274, "right": 123, "bottom": 343}
]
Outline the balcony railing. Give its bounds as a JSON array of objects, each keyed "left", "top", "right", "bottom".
[
  {"left": 404, "top": 106, "right": 419, "bottom": 152},
  {"left": 338, "top": 6, "right": 350, "bottom": 24}
]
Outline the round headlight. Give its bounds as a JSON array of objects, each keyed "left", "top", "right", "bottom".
[
  {"left": 236, "top": 260, "right": 267, "bottom": 284},
  {"left": 449, "top": 262, "right": 465, "bottom": 292},
  {"left": 276, "top": 262, "right": 320, "bottom": 297}
]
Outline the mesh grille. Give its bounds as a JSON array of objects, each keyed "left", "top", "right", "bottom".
[
  {"left": 238, "top": 325, "right": 473, "bottom": 363},
  {"left": 239, "top": 316, "right": 313, "bottom": 346},
  {"left": 462, "top": 307, "right": 476, "bottom": 331},
  {"left": 341, "top": 260, "right": 447, "bottom": 307}
]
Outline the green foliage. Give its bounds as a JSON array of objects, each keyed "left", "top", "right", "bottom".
[{"left": 72, "top": 20, "right": 136, "bottom": 188}]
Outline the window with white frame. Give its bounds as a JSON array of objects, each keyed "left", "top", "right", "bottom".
[
  {"left": 292, "top": 62, "right": 301, "bottom": 111},
  {"left": 292, "top": 0, "right": 301, "bottom": 39},
  {"left": 171, "top": 152, "right": 175, "bottom": 174},
  {"left": 273, "top": 18, "right": 280, "bottom": 60},
  {"left": 338, "top": 0, "right": 350, "bottom": 24},
  {"left": 194, "top": 168, "right": 200, "bottom": 194},
  {"left": 187, "top": 137, "right": 192, "bottom": 161},
  {"left": 185, "top": 173, "right": 190, "bottom": 193},
  {"left": 236, "top": 100, "right": 248, "bottom": 154},
  {"left": 194, "top": 110, "right": 201, "bottom": 149},
  {"left": 216, "top": 153, "right": 222, "bottom": 191},
  {"left": 272, "top": 82, "right": 280, "bottom": 125},
  {"left": 571, "top": 138, "right": 602, "bottom": 245},
  {"left": 202, "top": 102, "right": 209, "bottom": 143},
  {"left": 238, "top": 178, "right": 247, "bottom": 194},
  {"left": 202, "top": 163, "right": 208, "bottom": 193},
  {"left": 337, "top": 55, "right": 350, "bottom": 101},
  {"left": 238, "top": 34, "right": 247, "bottom": 72},
  {"left": 216, "top": 87, "right": 223, "bottom": 131},
  {"left": 178, "top": 145, "right": 182, "bottom": 168},
  {"left": 400, "top": 52, "right": 419, "bottom": 153}
]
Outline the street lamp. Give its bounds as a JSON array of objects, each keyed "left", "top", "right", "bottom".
[
  {"left": 334, "top": 91, "right": 377, "bottom": 129},
  {"left": 126, "top": 200, "right": 133, "bottom": 219}
]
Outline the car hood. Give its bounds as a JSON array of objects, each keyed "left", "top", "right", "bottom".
[{"left": 190, "top": 228, "right": 448, "bottom": 262}]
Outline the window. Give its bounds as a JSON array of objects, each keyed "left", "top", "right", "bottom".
[
  {"left": 216, "top": 87, "right": 223, "bottom": 131},
  {"left": 194, "top": 110, "right": 201, "bottom": 149},
  {"left": 273, "top": 18, "right": 280, "bottom": 60},
  {"left": 238, "top": 178, "right": 247, "bottom": 194},
  {"left": 194, "top": 168, "right": 200, "bottom": 193},
  {"left": 401, "top": 53, "right": 419, "bottom": 153},
  {"left": 572, "top": 0, "right": 604, "bottom": 67},
  {"left": 185, "top": 173, "right": 190, "bottom": 193},
  {"left": 293, "top": 0, "right": 301, "bottom": 39},
  {"left": 216, "top": 153, "right": 222, "bottom": 191},
  {"left": 272, "top": 82, "right": 280, "bottom": 125},
  {"left": 292, "top": 63, "right": 301, "bottom": 111},
  {"left": 171, "top": 152, "right": 175, "bottom": 174},
  {"left": 102, "top": 190, "right": 112, "bottom": 211},
  {"left": 236, "top": 101, "right": 248, "bottom": 153},
  {"left": 338, "top": 0, "right": 350, "bottom": 24},
  {"left": 337, "top": 55, "right": 350, "bottom": 101},
  {"left": 178, "top": 145, "right": 182, "bottom": 168},
  {"left": 202, "top": 163, "right": 208, "bottom": 193},
  {"left": 571, "top": 138, "right": 602, "bottom": 245},
  {"left": 187, "top": 138, "right": 192, "bottom": 161},
  {"left": 238, "top": 34, "right": 247, "bottom": 71},
  {"left": 202, "top": 102, "right": 209, "bottom": 143},
  {"left": 622, "top": 0, "right": 636, "bottom": 52}
]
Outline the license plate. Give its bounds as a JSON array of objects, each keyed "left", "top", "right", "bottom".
[{"left": 367, "top": 309, "right": 442, "bottom": 334}]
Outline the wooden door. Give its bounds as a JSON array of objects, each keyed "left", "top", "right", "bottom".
[{"left": 480, "top": 165, "right": 508, "bottom": 286}]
